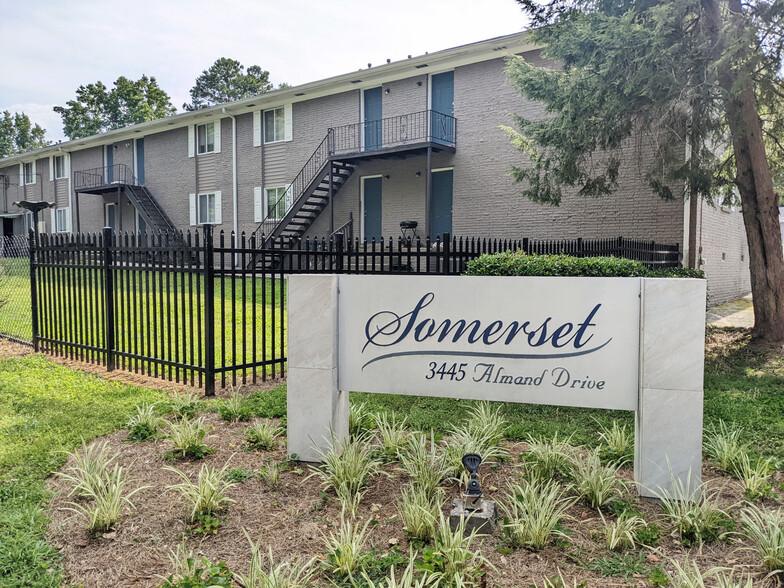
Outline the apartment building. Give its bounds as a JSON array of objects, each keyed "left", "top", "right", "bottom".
[{"left": 0, "top": 31, "right": 750, "bottom": 303}]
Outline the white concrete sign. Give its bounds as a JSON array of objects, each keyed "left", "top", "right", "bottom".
[
  {"left": 339, "top": 275, "right": 640, "bottom": 411},
  {"left": 287, "top": 274, "right": 706, "bottom": 498}
]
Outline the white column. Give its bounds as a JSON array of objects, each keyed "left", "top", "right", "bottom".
[
  {"left": 286, "top": 275, "right": 348, "bottom": 462},
  {"left": 635, "top": 278, "right": 706, "bottom": 498}
]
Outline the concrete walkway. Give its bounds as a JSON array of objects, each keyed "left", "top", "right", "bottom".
[{"left": 706, "top": 294, "right": 754, "bottom": 328}]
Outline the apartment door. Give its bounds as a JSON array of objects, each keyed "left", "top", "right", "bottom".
[
  {"left": 106, "top": 145, "right": 114, "bottom": 183},
  {"left": 430, "top": 169, "right": 453, "bottom": 238},
  {"left": 3, "top": 218, "right": 13, "bottom": 237},
  {"left": 105, "top": 203, "right": 116, "bottom": 232},
  {"left": 135, "top": 139, "right": 145, "bottom": 185},
  {"left": 362, "top": 176, "right": 382, "bottom": 241},
  {"left": 431, "top": 71, "right": 454, "bottom": 143},
  {"left": 363, "top": 87, "right": 383, "bottom": 151}
]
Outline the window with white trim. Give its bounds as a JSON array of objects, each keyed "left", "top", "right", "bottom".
[
  {"left": 23, "top": 162, "right": 35, "bottom": 185},
  {"left": 55, "top": 208, "right": 69, "bottom": 233},
  {"left": 53, "top": 155, "right": 66, "bottom": 179},
  {"left": 199, "top": 193, "right": 218, "bottom": 224},
  {"left": 265, "top": 186, "right": 288, "bottom": 220},
  {"left": 264, "top": 107, "right": 286, "bottom": 143},
  {"left": 23, "top": 213, "right": 33, "bottom": 233},
  {"left": 197, "top": 122, "right": 215, "bottom": 154}
]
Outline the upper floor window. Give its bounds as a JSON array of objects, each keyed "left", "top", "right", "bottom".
[
  {"left": 197, "top": 122, "right": 215, "bottom": 154},
  {"left": 264, "top": 107, "right": 286, "bottom": 143},
  {"left": 53, "top": 155, "right": 66, "bottom": 179},
  {"left": 23, "top": 162, "right": 36, "bottom": 185}
]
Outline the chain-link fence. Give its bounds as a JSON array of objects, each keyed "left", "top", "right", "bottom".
[{"left": 0, "top": 235, "right": 32, "bottom": 343}]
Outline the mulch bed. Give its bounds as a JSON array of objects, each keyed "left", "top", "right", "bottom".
[{"left": 45, "top": 411, "right": 783, "bottom": 587}]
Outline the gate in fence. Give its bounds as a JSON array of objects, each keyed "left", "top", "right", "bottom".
[{"left": 3, "top": 229, "right": 680, "bottom": 394}]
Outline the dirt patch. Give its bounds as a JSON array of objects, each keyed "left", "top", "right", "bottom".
[
  {"left": 46, "top": 414, "right": 783, "bottom": 587},
  {"left": 0, "top": 337, "right": 34, "bottom": 358}
]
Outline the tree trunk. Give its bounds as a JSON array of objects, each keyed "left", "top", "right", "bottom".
[{"left": 708, "top": 0, "right": 784, "bottom": 342}]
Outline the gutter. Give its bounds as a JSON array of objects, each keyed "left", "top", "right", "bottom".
[
  {"left": 58, "top": 146, "right": 73, "bottom": 232},
  {"left": 222, "top": 108, "right": 238, "bottom": 266}
]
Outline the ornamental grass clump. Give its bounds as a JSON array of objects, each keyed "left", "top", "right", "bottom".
[
  {"left": 169, "top": 390, "right": 202, "bottom": 420},
  {"left": 603, "top": 512, "right": 648, "bottom": 551},
  {"left": 399, "top": 483, "right": 444, "bottom": 542},
  {"left": 349, "top": 400, "right": 374, "bottom": 438},
  {"left": 165, "top": 461, "right": 237, "bottom": 523},
  {"left": 520, "top": 433, "right": 574, "bottom": 482},
  {"left": 235, "top": 530, "right": 317, "bottom": 588},
  {"left": 739, "top": 505, "right": 784, "bottom": 575},
  {"left": 126, "top": 402, "right": 164, "bottom": 441},
  {"left": 596, "top": 420, "right": 634, "bottom": 466},
  {"left": 219, "top": 385, "right": 251, "bottom": 422},
  {"left": 442, "top": 402, "right": 509, "bottom": 482},
  {"left": 703, "top": 420, "right": 749, "bottom": 478},
  {"left": 165, "top": 416, "right": 212, "bottom": 459},
  {"left": 258, "top": 460, "right": 280, "bottom": 488},
  {"left": 322, "top": 517, "right": 373, "bottom": 579},
  {"left": 361, "top": 558, "right": 432, "bottom": 588},
  {"left": 651, "top": 470, "right": 734, "bottom": 546},
  {"left": 569, "top": 449, "right": 626, "bottom": 508},
  {"left": 309, "top": 434, "right": 384, "bottom": 501},
  {"left": 372, "top": 411, "right": 410, "bottom": 461},
  {"left": 738, "top": 453, "right": 775, "bottom": 501},
  {"left": 244, "top": 419, "right": 283, "bottom": 451},
  {"left": 56, "top": 439, "right": 118, "bottom": 498},
  {"left": 399, "top": 432, "right": 451, "bottom": 501},
  {"left": 420, "top": 513, "right": 493, "bottom": 587},
  {"left": 65, "top": 462, "right": 147, "bottom": 532},
  {"left": 500, "top": 478, "right": 576, "bottom": 551}
]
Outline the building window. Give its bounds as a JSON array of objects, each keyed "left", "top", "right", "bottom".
[
  {"left": 54, "top": 155, "right": 66, "bottom": 179},
  {"left": 265, "top": 186, "right": 288, "bottom": 220},
  {"left": 199, "top": 193, "right": 217, "bottom": 224},
  {"left": 264, "top": 107, "right": 285, "bottom": 143},
  {"left": 55, "top": 209, "right": 69, "bottom": 233},
  {"left": 197, "top": 122, "right": 215, "bottom": 154},
  {"left": 24, "top": 213, "right": 33, "bottom": 233},
  {"left": 23, "top": 162, "right": 35, "bottom": 185}
]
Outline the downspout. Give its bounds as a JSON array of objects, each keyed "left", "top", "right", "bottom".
[
  {"left": 59, "top": 146, "right": 73, "bottom": 233},
  {"left": 222, "top": 108, "right": 238, "bottom": 266}
]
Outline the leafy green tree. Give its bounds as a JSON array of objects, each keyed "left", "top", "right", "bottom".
[
  {"left": 183, "top": 58, "right": 286, "bottom": 110},
  {"left": 506, "top": 0, "right": 784, "bottom": 342},
  {"left": 0, "top": 111, "right": 49, "bottom": 158},
  {"left": 54, "top": 75, "right": 175, "bottom": 139}
]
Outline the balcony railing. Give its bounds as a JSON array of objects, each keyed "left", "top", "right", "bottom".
[
  {"left": 73, "top": 164, "right": 137, "bottom": 191},
  {"left": 330, "top": 109, "right": 456, "bottom": 157}
]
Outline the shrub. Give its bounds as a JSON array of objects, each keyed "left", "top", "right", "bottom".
[
  {"left": 464, "top": 250, "right": 706, "bottom": 279},
  {"left": 165, "top": 461, "right": 237, "bottom": 523},
  {"left": 500, "top": 478, "right": 575, "bottom": 551}
]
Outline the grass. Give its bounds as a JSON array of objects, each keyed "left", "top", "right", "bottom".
[{"left": 0, "top": 353, "right": 165, "bottom": 587}]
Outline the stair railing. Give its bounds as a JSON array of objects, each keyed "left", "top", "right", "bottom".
[
  {"left": 73, "top": 164, "right": 137, "bottom": 191},
  {"left": 126, "top": 184, "right": 177, "bottom": 234},
  {"left": 251, "top": 130, "right": 333, "bottom": 244}
]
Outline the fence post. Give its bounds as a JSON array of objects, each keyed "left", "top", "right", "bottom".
[
  {"left": 335, "top": 233, "right": 344, "bottom": 272},
  {"left": 28, "top": 229, "right": 39, "bottom": 352},
  {"left": 442, "top": 232, "right": 451, "bottom": 274},
  {"left": 102, "top": 227, "right": 116, "bottom": 371},
  {"left": 577, "top": 237, "right": 584, "bottom": 258},
  {"left": 203, "top": 224, "right": 216, "bottom": 396}
]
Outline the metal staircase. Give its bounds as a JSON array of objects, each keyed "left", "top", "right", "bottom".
[
  {"left": 123, "top": 184, "right": 178, "bottom": 235},
  {"left": 250, "top": 130, "right": 356, "bottom": 267}
]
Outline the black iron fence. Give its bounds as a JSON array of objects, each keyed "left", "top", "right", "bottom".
[{"left": 5, "top": 229, "right": 679, "bottom": 393}]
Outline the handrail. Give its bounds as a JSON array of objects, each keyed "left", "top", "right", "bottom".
[
  {"left": 329, "top": 109, "right": 456, "bottom": 157},
  {"left": 73, "top": 164, "right": 137, "bottom": 190},
  {"left": 330, "top": 212, "right": 354, "bottom": 242},
  {"left": 251, "top": 130, "right": 333, "bottom": 243}
]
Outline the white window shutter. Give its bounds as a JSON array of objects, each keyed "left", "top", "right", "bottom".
[
  {"left": 18, "top": 163, "right": 23, "bottom": 185},
  {"left": 50, "top": 209, "right": 56, "bottom": 232},
  {"left": 253, "top": 111, "right": 261, "bottom": 147},
  {"left": 65, "top": 208, "right": 72, "bottom": 232},
  {"left": 213, "top": 119, "right": 221, "bottom": 153},
  {"left": 253, "top": 187, "right": 262, "bottom": 222},
  {"left": 49, "top": 157, "right": 54, "bottom": 181},
  {"left": 31, "top": 160, "right": 36, "bottom": 184},
  {"left": 189, "top": 193, "right": 197, "bottom": 225},
  {"left": 65, "top": 153, "right": 70, "bottom": 179},
  {"left": 214, "top": 190, "right": 222, "bottom": 225},
  {"left": 37, "top": 221, "right": 47, "bottom": 234},
  {"left": 284, "top": 104, "right": 292, "bottom": 141},
  {"left": 188, "top": 126, "right": 195, "bottom": 158}
]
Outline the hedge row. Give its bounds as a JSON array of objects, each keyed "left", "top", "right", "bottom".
[{"left": 464, "top": 250, "right": 706, "bottom": 278}]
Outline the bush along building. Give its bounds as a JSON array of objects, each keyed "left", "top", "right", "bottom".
[{"left": 0, "top": 31, "right": 750, "bottom": 303}]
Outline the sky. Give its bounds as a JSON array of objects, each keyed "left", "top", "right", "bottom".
[{"left": 0, "top": 0, "right": 529, "bottom": 143}]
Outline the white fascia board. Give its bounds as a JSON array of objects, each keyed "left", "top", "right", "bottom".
[{"left": 0, "top": 31, "right": 536, "bottom": 167}]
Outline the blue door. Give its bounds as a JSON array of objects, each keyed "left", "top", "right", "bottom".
[
  {"left": 364, "top": 87, "right": 382, "bottom": 151},
  {"left": 430, "top": 170, "right": 453, "bottom": 238},
  {"left": 363, "top": 177, "right": 382, "bottom": 240},
  {"left": 431, "top": 71, "right": 454, "bottom": 144},
  {"left": 136, "top": 139, "right": 145, "bottom": 185},
  {"left": 106, "top": 145, "right": 114, "bottom": 183}
]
